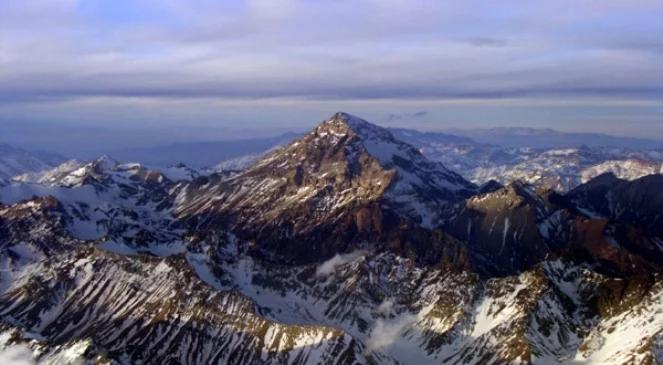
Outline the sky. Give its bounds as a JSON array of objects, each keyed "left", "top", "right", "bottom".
[{"left": 1, "top": 0, "right": 663, "bottom": 144}]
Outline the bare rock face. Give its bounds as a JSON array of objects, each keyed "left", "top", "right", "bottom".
[
  {"left": 0, "top": 196, "right": 84, "bottom": 272},
  {"left": 566, "top": 173, "right": 663, "bottom": 240},
  {"left": 177, "top": 112, "right": 474, "bottom": 267},
  {"left": 445, "top": 182, "right": 566, "bottom": 275},
  {"left": 550, "top": 173, "right": 663, "bottom": 275},
  {"left": 443, "top": 174, "right": 663, "bottom": 277}
]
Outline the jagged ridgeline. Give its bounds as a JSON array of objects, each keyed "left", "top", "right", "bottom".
[{"left": 0, "top": 112, "right": 662, "bottom": 364}]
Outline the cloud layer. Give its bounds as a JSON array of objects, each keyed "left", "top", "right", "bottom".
[
  {"left": 1, "top": 0, "right": 662, "bottom": 136},
  {"left": 315, "top": 250, "right": 367, "bottom": 277},
  {"left": 3, "top": 1, "right": 662, "bottom": 99}
]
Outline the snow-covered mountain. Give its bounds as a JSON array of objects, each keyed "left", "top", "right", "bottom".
[
  {"left": 580, "top": 159, "right": 663, "bottom": 183},
  {"left": 466, "top": 148, "right": 663, "bottom": 191},
  {"left": 0, "top": 143, "right": 65, "bottom": 182},
  {"left": 1, "top": 156, "right": 185, "bottom": 252},
  {"left": 176, "top": 113, "right": 475, "bottom": 268},
  {"left": 0, "top": 113, "right": 662, "bottom": 365},
  {"left": 208, "top": 128, "right": 663, "bottom": 193},
  {"left": 391, "top": 129, "right": 663, "bottom": 191}
]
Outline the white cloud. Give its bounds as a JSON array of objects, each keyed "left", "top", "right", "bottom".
[
  {"left": 366, "top": 313, "right": 417, "bottom": 352},
  {"left": 376, "top": 299, "right": 395, "bottom": 315},
  {"left": 315, "top": 250, "right": 367, "bottom": 277}
]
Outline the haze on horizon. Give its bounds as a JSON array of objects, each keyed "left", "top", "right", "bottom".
[{"left": 1, "top": 0, "right": 663, "bottom": 149}]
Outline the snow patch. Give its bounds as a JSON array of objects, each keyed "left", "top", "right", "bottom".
[{"left": 0, "top": 344, "right": 34, "bottom": 365}]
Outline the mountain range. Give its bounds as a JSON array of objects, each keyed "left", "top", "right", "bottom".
[
  {"left": 439, "top": 127, "right": 663, "bottom": 150},
  {"left": 0, "top": 143, "right": 66, "bottom": 183},
  {"left": 204, "top": 126, "right": 663, "bottom": 193},
  {"left": 6, "top": 121, "right": 661, "bottom": 194},
  {"left": 0, "top": 113, "right": 662, "bottom": 364},
  {"left": 389, "top": 128, "right": 663, "bottom": 192}
]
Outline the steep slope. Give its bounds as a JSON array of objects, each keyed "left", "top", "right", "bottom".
[
  {"left": 0, "top": 156, "right": 184, "bottom": 253},
  {"left": 159, "top": 163, "right": 202, "bottom": 181},
  {"left": 566, "top": 173, "right": 663, "bottom": 235},
  {"left": 444, "top": 177, "right": 663, "bottom": 276},
  {"left": 1, "top": 214, "right": 662, "bottom": 365},
  {"left": 562, "top": 173, "right": 663, "bottom": 270},
  {"left": 0, "top": 196, "right": 88, "bottom": 294},
  {"left": 177, "top": 112, "right": 475, "bottom": 266},
  {"left": 0, "top": 247, "right": 376, "bottom": 365},
  {"left": 184, "top": 235, "right": 663, "bottom": 365},
  {"left": 445, "top": 182, "right": 567, "bottom": 275},
  {"left": 211, "top": 128, "right": 663, "bottom": 193}
]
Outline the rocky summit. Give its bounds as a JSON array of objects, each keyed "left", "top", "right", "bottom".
[{"left": 0, "top": 113, "right": 662, "bottom": 365}]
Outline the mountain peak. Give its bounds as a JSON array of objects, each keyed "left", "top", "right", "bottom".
[
  {"left": 297, "top": 113, "right": 477, "bottom": 226},
  {"left": 326, "top": 111, "right": 362, "bottom": 125},
  {"left": 92, "top": 155, "right": 119, "bottom": 171},
  {"left": 313, "top": 112, "right": 433, "bottom": 173},
  {"left": 177, "top": 113, "right": 476, "bottom": 263},
  {"left": 317, "top": 112, "right": 392, "bottom": 142},
  {"left": 327, "top": 111, "right": 372, "bottom": 129}
]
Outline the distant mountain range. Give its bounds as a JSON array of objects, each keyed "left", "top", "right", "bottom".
[
  {"left": 109, "top": 132, "right": 300, "bottom": 168},
  {"left": 441, "top": 127, "right": 663, "bottom": 149},
  {"left": 3, "top": 125, "right": 662, "bottom": 194},
  {"left": 196, "top": 126, "right": 663, "bottom": 192},
  {"left": 0, "top": 143, "right": 66, "bottom": 183},
  {"left": 390, "top": 128, "right": 663, "bottom": 191},
  {"left": 0, "top": 113, "right": 662, "bottom": 364}
]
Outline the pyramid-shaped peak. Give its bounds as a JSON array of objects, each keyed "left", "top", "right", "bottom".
[
  {"left": 92, "top": 155, "right": 119, "bottom": 170},
  {"left": 327, "top": 111, "right": 363, "bottom": 124},
  {"left": 317, "top": 112, "right": 392, "bottom": 141}
]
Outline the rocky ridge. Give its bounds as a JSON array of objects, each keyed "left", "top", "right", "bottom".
[{"left": 0, "top": 113, "right": 661, "bottom": 364}]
